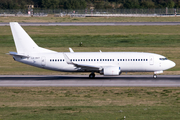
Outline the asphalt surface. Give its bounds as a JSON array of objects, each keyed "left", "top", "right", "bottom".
[
  {"left": 0, "top": 75, "right": 180, "bottom": 87},
  {"left": 1, "top": 22, "right": 180, "bottom": 26}
]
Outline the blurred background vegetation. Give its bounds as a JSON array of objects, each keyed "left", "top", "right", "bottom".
[{"left": 0, "top": 0, "right": 179, "bottom": 10}]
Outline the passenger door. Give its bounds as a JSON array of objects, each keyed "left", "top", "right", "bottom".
[
  {"left": 149, "top": 56, "right": 154, "bottom": 65},
  {"left": 41, "top": 56, "right": 46, "bottom": 66}
]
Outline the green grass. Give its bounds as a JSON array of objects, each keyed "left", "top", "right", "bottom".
[
  {"left": 1, "top": 25, "right": 180, "bottom": 36},
  {"left": 1, "top": 34, "right": 180, "bottom": 47},
  {"left": 0, "top": 87, "right": 180, "bottom": 120},
  {"left": 0, "top": 106, "right": 179, "bottom": 120},
  {"left": 1, "top": 25, "right": 180, "bottom": 47}
]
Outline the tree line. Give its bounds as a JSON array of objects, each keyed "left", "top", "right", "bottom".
[{"left": 0, "top": 0, "right": 179, "bottom": 9}]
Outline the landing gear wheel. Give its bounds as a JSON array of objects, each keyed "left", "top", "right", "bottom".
[
  {"left": 89, "top": 73, "right": 95, "bottom": 79},
  {"left": 153, "top": 74, "right": 157, "bottom": 79}
]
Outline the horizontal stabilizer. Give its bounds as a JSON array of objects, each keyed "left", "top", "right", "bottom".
[{"left": 7, "top": 52, "right": 29, "bottom": 58}]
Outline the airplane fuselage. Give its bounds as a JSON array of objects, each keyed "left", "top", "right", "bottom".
[{"left": 14, "top": 52, "right": 175, "bottom": 73}]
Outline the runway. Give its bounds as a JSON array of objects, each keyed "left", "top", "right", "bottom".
[
  {"left": 0, "top": 75, "right": 180, "bottom": 87},
  {"left": 1, "top": 22, "right": 180, "bottom": 26}
]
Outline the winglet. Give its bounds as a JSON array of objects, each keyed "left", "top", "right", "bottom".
[
  {"left": 63, "top": 53, "right": 73, "bottom": 64},
  {"left": 69, "top": 48, "right": 74, "bottom": 53}
]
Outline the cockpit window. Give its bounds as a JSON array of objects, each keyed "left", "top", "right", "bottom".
[{"left": 159, "top": 58, "right": 168, "bottom": 60}]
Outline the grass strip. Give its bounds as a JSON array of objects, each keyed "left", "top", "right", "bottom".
[{"left": 0, "top": 87, "right": 180, "bottom": 120}]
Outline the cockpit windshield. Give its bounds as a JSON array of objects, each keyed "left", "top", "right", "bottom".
[{"left": 159, "top": 58, "right": 168, "bottom": 60}]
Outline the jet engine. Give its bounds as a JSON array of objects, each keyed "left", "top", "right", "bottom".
[{"left": 100, "top": 66, "right": 121, "bottom": 76}]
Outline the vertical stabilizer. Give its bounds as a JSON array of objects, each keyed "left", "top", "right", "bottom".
[
  {"left": 10, "top": 22, "right": 56, "bottom": 54},
  {"left": 10, "top": 22, "right": 38, "bottom": 54}
]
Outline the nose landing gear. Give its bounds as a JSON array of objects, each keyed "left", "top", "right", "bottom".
[{"left": 153, "top": 74, "right": 157, "bottom": 79}]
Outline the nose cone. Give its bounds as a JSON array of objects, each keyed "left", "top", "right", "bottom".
[{"left": 169, "top": 60, "right": 176, "bottom": 69}]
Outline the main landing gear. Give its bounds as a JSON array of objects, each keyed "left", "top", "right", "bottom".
[
  {"left": 153, "top": 74, "right": 157, "bottom": 79},
  {"left": 89, "top": 72, "right": 95, "bottom": 79}
]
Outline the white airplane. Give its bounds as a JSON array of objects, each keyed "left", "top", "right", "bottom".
[{"left": 8, "top": 22, "right": 176, "bottom": 79}]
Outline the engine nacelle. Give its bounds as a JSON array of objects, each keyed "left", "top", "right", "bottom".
[{"left": 101, "top": 66, "right": 121, "bottom": 76}]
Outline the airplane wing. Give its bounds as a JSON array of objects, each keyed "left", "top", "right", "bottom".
[
  {"left": 63, "top": 53, "right": 100, "bottom": 71},
  {"left": 72, "top": 63, "right": 100, "bottom": 70}
]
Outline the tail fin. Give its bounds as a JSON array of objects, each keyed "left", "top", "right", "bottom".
[
  {"left": 10, "top": 22, "right": 39, "bottom": 54},
  {"left": 10, "top": 22, "right": 56, "bottom": 54}
]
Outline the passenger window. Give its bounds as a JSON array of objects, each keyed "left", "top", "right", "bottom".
[
  {"left": 94, "top": 59, "right": 96, "bottom": 61},
  {"left": 97, "top": 59, "right": 99, "bottom": 61}
]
